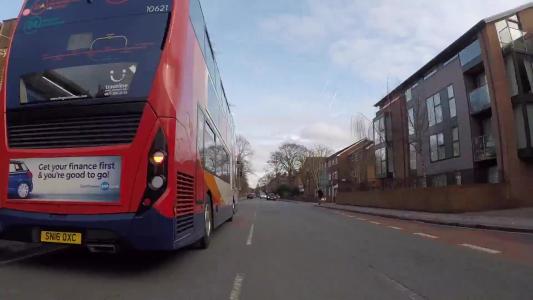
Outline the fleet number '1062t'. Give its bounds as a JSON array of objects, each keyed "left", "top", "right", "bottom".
[{"left": 147, "top": 5, "right": 170, "bottom": 13}]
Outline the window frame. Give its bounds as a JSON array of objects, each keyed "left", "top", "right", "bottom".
[
  {"left": 452, "top": 127, "right": 461, "bottom": 158},
  {"left": 408, "top": 108, "right": 415, "bottom": 136},
  {"left": 430, "top": 132, "right": 446, "bottom": 162},
  {"left": 409, "top": 143, "right": 417, "bottom": 171}
]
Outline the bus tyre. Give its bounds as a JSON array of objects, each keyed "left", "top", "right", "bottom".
[
  {"left": 228, "top": 201, "right": 235, "bottom": 222},
  {"left": 198, "top": 198, "right": 213, "bottom": 249},
  {"left": 17, "top": 183, "right": 30, "bottom": 199}
]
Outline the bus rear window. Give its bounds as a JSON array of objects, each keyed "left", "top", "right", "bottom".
[{"left": 7, "top": 13, "right": 169, "bottom": 107}]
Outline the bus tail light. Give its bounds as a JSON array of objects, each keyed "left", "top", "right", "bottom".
[{"left": 137, "top": 129, "right": 168, "bottom": 215}]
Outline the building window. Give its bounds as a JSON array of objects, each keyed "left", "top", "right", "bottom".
[
  {"left": 448, "top": 85, "right": 457, "bottom": 118},
  {"left": 432, "top": 174, "right": 448, "bottom": 187},
  {"left": 375, "top": 148, "right": 387, "bottom": 177},
  {"left": 409, "top": 143, "right": 417, "bottom": 171},
  {"left": 405, "top": 88, "right": 412, "bottom": 102},
  {"left": 455, "top": 172, "right": 462, "bottom": 186},
  {"left": 496, "top": 15, "right": 524, "bottom": 47},
  {"left": 408, "top": 108, "right": 415, "bottom": 135},
  {"left": 426, "top": 93, "right": 443, "bottom": 127},
  {"left": 430, "top": 133, "right": 445, "bottom": 162},
  {"left": 373, "top": 116, "right": 385, "bottom": 144},
  {"left": 452, "top": 127, "right": 460, "bottom": 157}
]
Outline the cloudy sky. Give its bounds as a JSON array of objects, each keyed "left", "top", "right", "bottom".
[{"left": 1, "top": 0, "right": 529, "bottom": 186}]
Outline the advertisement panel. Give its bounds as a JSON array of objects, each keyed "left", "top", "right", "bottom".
[{"left": 7, "top": 156, "right": 121, "bottom": 202}]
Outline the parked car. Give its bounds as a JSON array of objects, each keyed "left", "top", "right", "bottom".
[
  {"left": 8, "top": 161, "right": 33, "bottom": 199},
  {"left": 267, "top": 193, "right": 277, "bottom": 201},
  {"left": 260, "top": 193, "right": 267, "bottom": 199},
  {"left": 247, "top": 193, "right": 255, "bottom": 199}
]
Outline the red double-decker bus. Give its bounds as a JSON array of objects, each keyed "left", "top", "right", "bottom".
[{"left": 0, "top": 0, "right": 238, "bottom": 252}]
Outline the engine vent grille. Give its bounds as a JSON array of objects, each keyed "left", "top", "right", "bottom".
[
  {"left": 176, "top": 172, "right": 195, "bottom": 235},
  {"left": 7, "top": 113, "right": 142, "bottom": 149}
]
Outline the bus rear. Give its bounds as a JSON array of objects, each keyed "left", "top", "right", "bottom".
[{"left": 0, "top": 0, "right": 206, "bottom": 251}]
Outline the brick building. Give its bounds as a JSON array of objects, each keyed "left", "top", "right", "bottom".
[{"left": 325, "top": 139, "right": 374, "bottom": 202}]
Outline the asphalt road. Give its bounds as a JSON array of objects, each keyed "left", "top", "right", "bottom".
[{"left": 1, "top": 199, "right": 533, "bottom": 299}]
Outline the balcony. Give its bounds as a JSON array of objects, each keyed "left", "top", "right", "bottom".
[
  {"left": 469, "top": 85, "right": 491, "bottom": 115},
  {"left": 473, "top": 135, "right": 497, "bottom": 162},
  {"left": 460, "top": 39, "right": 482, "bottom": 71}
]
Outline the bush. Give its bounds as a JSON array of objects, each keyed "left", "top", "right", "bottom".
[{"left": 275, "top": 184, "right": 301, "bottom": 198}]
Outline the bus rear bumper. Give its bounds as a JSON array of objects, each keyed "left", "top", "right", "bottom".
[{"left": 0, "top": 208, "right": 176, "bottom": 251}]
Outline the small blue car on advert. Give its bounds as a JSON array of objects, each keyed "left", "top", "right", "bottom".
[{"left": 8, "top": 161, "right": 33, "bottom": 199}]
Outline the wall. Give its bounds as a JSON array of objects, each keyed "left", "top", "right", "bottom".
[
  {"left": 409, "top": 55, "right": 475, "bottom": 177},
  {"left": 336, "top": 183, "right": 510, "bottom": 213}
]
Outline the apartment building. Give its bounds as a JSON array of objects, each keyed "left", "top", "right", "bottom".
[
  {"left": 325, "top": 139, "right": 374, "bottom": 201},
  {"left": 0, "top": 19, "right": 16, "bottom": 88},
  {"left": 373, "top": 3, "right": 533, "bottom": 206}
]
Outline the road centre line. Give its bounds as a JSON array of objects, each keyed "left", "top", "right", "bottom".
[
  {"left": 413, "top": 232, "right": 439, "bottom": 239},
  {"left": 460, "top": 243, "right": 501, "bottom": 254},
  {"left": 246, "top": 224, "right": 255, "bottom": 246},
  {"left": 229, "top": 273, "right": 245, "bottom": 300},
  {"left": 370, "top": 221, "right": 381, "bottom": 225},
  {"left": 389, "top": 226, "right": 403, "bottom": 230}
]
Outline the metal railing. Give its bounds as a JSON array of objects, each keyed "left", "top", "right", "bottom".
[
  {"left": 469, "top": 85, "right": 491, "bottom": 114},
  {"left": 473, "top": 135, "right": 497, "bottom": 162}
]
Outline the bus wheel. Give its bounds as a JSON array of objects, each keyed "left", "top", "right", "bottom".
[
  {"left": 197, "top": 197, "right": 213, "bottom": 249},
  {"left": 228, "top": 201, "right": 235, "bottom": 222},
  {"left": 17, "top": 183, "right": 30, "bottom": 199}
]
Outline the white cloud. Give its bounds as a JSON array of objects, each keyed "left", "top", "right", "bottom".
[{"left": 261, "top": 0, "right": 530, "bottom": 83}]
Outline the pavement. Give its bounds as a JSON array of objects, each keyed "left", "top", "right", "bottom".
[
  {"left": 0, "top": 199, "right": 532, "bottom": 299},
  {"left": 318, "top": 203, "right": 533, "bottom": 233}
]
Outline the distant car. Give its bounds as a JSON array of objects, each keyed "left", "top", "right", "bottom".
[
  {"left": 8, "top": 161, "right": 33, "bottom": 199},
  {"left": 267, "top": 193, "right": 277, "bottom": 201},
  {"left": 260, "top": 193, "right": 267, "bottom": 199},
  {"left": 247, "top": 193, "right": 255, "bottom": 199}
]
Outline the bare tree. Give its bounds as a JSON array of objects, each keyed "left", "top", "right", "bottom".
[
  {"left": 351, "top": 113, "right": 373, "bottom": 142},
  {"left": 407, "top": 88, "right": 430, "bottom": 186},
  {"left": 268, "top": 143, "right": 308, "bottom": 181},
  {"left": 300, "top": 145, "right": 333, "bottom": 195},
  {"left": 235, "top": 135, "right": 254, "bottom": 192}
]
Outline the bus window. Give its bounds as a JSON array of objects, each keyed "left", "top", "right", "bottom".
[
  {"left": 197, "top": 110, "right": 205, "bottom": 165},
  {"left": 204, "top": 123, "right": 216, "bottom": 174},
  {"left": 7, "top": 13, "right": 169, "bottom": 108}
]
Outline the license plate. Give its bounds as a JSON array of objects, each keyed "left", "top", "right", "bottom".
[{"left": 40, "top": 231, "right": 82, "bottom": 245}]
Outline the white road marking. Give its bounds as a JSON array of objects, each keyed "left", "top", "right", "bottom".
[
  {"left": 389, "top": 226, "right": 403, "bottom": 230},
  {"left": 229, "top": 273, "right": 245, "bottom": 300},
  {"left": 370, "top": 221, "right": 381, "bottom": 225},
  {"left": 342, "top": 214, "right": 356, "bottom": 218},
  {"left": 460, "top": 243, "right": 501, "bottom": 254},
  {"left": 413, "top": 232, "right": 438, "bottom": 239},
  {"left": 0, "top": 246, "right": 66, "bottom": 266},
  {"left": 246, "top": 224, "right": 255, "bottom": 246}
]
